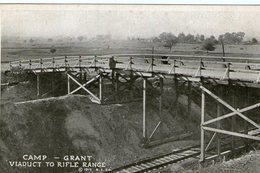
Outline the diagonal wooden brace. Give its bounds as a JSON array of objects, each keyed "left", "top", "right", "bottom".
[
  {"left": 200, "top": 86, "right": 260, "bottom": 130},
  {"left": 203, "top": 126, "right": 260, "bottom": 141},
  {"left": 70, "top": 75, "right": 100, "bottom": 94},
  {"left": 67, "top": 74, "right": 100, "bottom": 103},
  {"left": 203, "top": 103, "right": 260, "bottom": 126}
]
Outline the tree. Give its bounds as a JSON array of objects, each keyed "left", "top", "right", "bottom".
[
  {"left": 177, "top": 32, "right": 186, "bottom": 43},
  {"left": 152, "top": 37, "right": 161, "bottom": 43},
  {"left": 202, "top": 38, "right": 216, "bottom": 53},
  {"left": 219, "top": 32, "right": 245, "bottom": 44},
  {"left": 77, "top": 36, "right": 84, "bottom": 42},
  {"left": 158, "top": 32, "right": 178, "bottom": 51},
  {"left": 163, "top": 36, "right": 178, "bottom": 51},
  {"left": 252, "top": 38, "right": 258, "bottom": 44},
  {"left": 159, "top": 32, "right": 169, "bottom": 42},
  {"left": 29, "top": 38, "right": 34, "bottom": 43},
  {"left": 48, "top": 38, "right": 53, "bottom": 42},
  {"left": 50, "top": 47, "right": 56, "bottom": 54}
]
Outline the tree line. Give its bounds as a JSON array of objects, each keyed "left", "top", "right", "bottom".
[{"left": 153, "top": 32, "right": 258, "bottom": 52}]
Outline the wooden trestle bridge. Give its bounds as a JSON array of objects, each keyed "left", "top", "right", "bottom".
[{"left": 9, "top": 54, "right": 260, "bottom": 166}]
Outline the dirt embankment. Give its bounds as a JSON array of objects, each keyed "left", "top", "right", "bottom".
[
  {"left": 0, "top": 80, "right": 201, "bottom": 173},
  {"left": 2, "top": 76, "right": 258, "bottom": 173}
]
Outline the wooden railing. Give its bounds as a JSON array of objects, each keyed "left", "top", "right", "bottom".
[{"left": 9, "top": 54, "right": 260, "bottom": 83}]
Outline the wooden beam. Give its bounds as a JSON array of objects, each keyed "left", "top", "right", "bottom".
[
  {"left": 159, "top": 77, "right": 164, "bottom": 117},
  {"left": 187, "top": 81, "right": 191, "bottom": 122},
  {"left": 143, "top": 78, "right": 147, "bottom": 139},
  {"left": 70, "top": 75, "right": 100, "bottom": 94},
  {"left": 200, "top": 90, "right": 206, "bottom": 163},
  {"left": 148, "top": 121, "right": 161, "bottom": 140},
  {"left": 203, "top": 126, "right": 260, "bottom": 141},
  {"left": 231, "top": 87, "right": 237, "bottom": 151},
  {"left": 203, "top": 102, "right": 260, "bottom": 126},
  {"left": 200, "top": 86, "right": 260, "bottom": 130},
  {"left": 67, "top": 74, "right": 100, "bottom": 103},
  {"left": 99, "top": 73, "right": 103, "bottom": 104},
  {"left": 205, "top": 132, "right": 217, "bottom": 151},
  {"left": 37, "top": 74, "right": 40, "bottom": 98},
  {"left": 67, "top": 74, "right": 70, "bottom": 94}
]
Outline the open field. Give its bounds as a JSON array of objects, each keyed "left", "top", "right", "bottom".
[{"left": 2, "top": 40, "right": 260, "bottom": 63}]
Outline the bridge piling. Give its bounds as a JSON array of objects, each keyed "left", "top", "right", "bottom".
[
  {"left": 143, "top": 77, "right": 147, "bottom": 140},
  {"left": 216, "top": 86, "right": 222, "bottom": 158},
  {"left": 200, "top": 89, "right": 206, "bottom": 166},
  {"left": 37, "top": 74, "right": 40, "bottom": 98},
  {"left": 99, "top": 73, "right": 104, "bottom": 104}
]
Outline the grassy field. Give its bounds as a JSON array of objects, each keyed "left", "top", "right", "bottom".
[{"left": 2, "top": 40, "right": 260, "bottom": 63}]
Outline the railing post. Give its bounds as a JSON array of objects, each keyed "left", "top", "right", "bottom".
[
  {"left": 67, "top": 74, "right": 70, "bottom": 94},
  {"left": 9, "top": 62, "right": 12, "bottom": 70},
  {"left": 29, "top": 60, "right": 32, "bottom": 70},
  {"left": 129, "top": 56, "right": 133, "bottom": 70},
  {"left": 79, "top": 56, "right": 82, "bottom": 68},
  {"left": 65, "top": 56, "right": 68, "bottom": 71},
  {"left": 222, "top": 62, "right": 230, "bottom": 80},
  {"left": 40, "top": 59, "right": 43, "bottom": 72},
  {"left": 179, "top": 57, "right": 182, "bottom": 66},
  {"left": 150, "top": 57, "right": 154, "bottom": 72},
  {"left": 94, "top": 55, "right": 97, "bottom": 68},
  {"left": 52, "top": 57, "right": 55, "bottom": 70}
]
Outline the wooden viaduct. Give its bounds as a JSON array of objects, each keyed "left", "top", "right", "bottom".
[{"left": 9, "top": 54, "right": 260, "bottom": 165}]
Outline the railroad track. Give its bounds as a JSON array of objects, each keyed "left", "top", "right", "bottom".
[
  {"left": 109, "top": 131, "right": 259, "bottom": 173},
  {"left": 109, "top": 145, "right": 201, "bottom": 173}
]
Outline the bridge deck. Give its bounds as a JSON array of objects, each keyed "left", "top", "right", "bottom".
[{"left": 9, "top": 54, "right": 260, "bottom": 87}]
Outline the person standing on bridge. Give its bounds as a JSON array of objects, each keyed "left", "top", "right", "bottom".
[{"left": 109, "top": 56, "right": 116, "bottom": 69}]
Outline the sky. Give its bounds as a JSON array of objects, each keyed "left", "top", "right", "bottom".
[{"left": 1, "top": 5, "right": 260, "bottom": 39}]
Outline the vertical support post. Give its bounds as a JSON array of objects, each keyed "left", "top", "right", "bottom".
[
  {"left": 216, "top": 106, "right": 221, "bottom": 156},
  {"left": 37, "top": 74, "right": 40, "bottom": 98},
  {"left": 52, "top": 73, "right": 54, "bottom": 96},
  {"left": 143, "top": 77, "right": 147, "bottom": 140},
  {"left": 79, "top": 56, "right": 83, "bottom": 94},
  {"left": 231, "top": 86, "right": 236, "bottom": 152},
  {"left": 244, "top": 87, "right": 249, "bottom": 147},
  {"left": 216, "top": 86, "right": 222, "bottom": 157},
  {"left": 174, "top": 75, "right": 179, "bottom": 116},
  {"left": 129, "top": 72, "right": 134, "bottom": 100},
  {"left": 200, "top": 89, "right": 205, "bottom": 165},
  {"left": 159, "top": 77, "right": 164, "bottom": 117},
  {"left": 67, "top": 74, "right": 70, "bottom": 94},
  {"left": 99, "top": 73, "right": 103, "bottom": 104},
  {"left": 187, "top": 81, "right": 191, "bottom": 122},
  {"left": 115, "top": 72, "right": 119, "bottom": 102}
]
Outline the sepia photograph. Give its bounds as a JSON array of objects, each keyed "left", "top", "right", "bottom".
[{"left": 0, "top": 4, "right": 260, "bottom": 173}]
